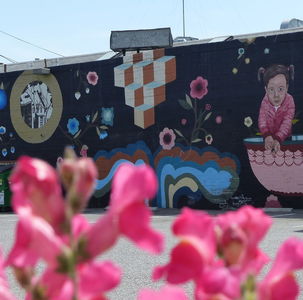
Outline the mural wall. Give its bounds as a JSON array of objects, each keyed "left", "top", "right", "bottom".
[{"left": 1, "top": 29, "right": 303, "bottom": 209}]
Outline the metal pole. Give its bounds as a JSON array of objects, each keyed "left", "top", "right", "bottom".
[{"left": 182, "top": 0, "right": 185, "bottom": 36}]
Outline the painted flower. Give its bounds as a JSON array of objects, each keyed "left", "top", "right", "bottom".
[
  {"left": 244, "top": 116, "right": 253, "bottom": 128},
  {"left": 159, "top": 128, "right": 176, "bottom": 150},
  {"left": 205, "top": 134, "right": 213, "bottom": 145},
  {"left": 101, "top": 107, "right": 114, "bottom": 126},
  {"left": 181, "top": 118, "right": 187, "bottom": 125},
  {"left": 0, "top": 126, "right": 6, "bottom": 135},
  {"left": 99, "top": 131, "right": 108, "bottom": 140},
  {"left": 67, "top": 118, "right": 80, "bottom": 135},
  {"left": 216, "top": 116, "right": 222, "bottom": 124},
  {"left": 205, "top": 103, "right": 211, "bottom": 111},
  {"left": 85, "top": 115, "right": 90, "bottom": 122},
  {"left": 190, "top": 76, "right": 208, "bottom": 99},
  {"left": 86, "top": 71, "right": 99, "bottom": 86}
]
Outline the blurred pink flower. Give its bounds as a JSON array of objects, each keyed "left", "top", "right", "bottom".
[
  {"left": 58, "top": 151, "right": 98, "bottom": 213},
  {"left": 84, "top": 163, "right": 163, "bottom": 260},
  {"left": 6, "top": 208, "right": 66, "bottom": 269},
  {"left": 9, "top": 156, "right": 65, "bottom": 231},
  {"left": 138, "top": 285, "right": 188, "bottom": 300},
  {"left": 216, "top": 116, "right": 222, "bottom": 124},
  {"left": 258, "top": 237, "right": 303, "bottom": 300},
  {"left": 216, "top": 206, "right": 272, "bottom": 276},
  {"left": 181, "top": 118, "right": 187, "bottom": 125},
  {"left": 190, "top": 76, "right": 208, "bottom": 99},
  {"left": 153, "top": 208, "right": 216, "bottom": 284},
  {"left": 86, "top": 71, "right": 99, "bottom": 85},
  {"left": 108, "top": 163, "right": 163, "bottom": 254},
  {"left": 159, "top": 127, "right": 176, "bottom": 150}
]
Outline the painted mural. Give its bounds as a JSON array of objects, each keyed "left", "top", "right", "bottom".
[{"left": 1, "top": 29, "right": 303, "bottom": 209}]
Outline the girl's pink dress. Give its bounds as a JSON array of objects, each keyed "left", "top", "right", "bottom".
[{"left": 258, "top": 93, "right": 295, "bottom": 143}]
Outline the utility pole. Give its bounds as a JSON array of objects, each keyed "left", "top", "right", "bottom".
[{"left": 182, "top": 0, "right": 185, "bottom": 37}]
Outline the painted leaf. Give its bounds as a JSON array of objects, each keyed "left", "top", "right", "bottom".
[
  {"left": 204, "top": 112, "right": 212, "bottom": 121},
  {"left": 92, "top": 111, "right": 98, "bottom": 122},
  {"left": 73, "top": 129, "right": 82, "bottom": 139},
  {"left": 178, "top": 99, "right": 192, "bottom": 110},
  {"left": 96, "top": 127, "right": 101, "bottom": 136},
  {"left": 292, "top": 119, "right": 299, "bottom": 125},
  {"left": 192, "top": 138, "right": 202, "bottom": 143},
  {"left": 185, "top": 94, "right": 193, "bottom": 108},
  {"left": 100, "top": 125, "right": 108, "bottom": 130},
  {"left": 174, "top": 129, "right": 184, "bottom": 137}
]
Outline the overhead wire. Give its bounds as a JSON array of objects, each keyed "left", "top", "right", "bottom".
[{"left": 0, "top": 29, "right": 65, "bottom": 58}]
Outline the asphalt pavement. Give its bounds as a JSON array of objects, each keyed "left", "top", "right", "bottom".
[{"left": 1, "top": 208, "right": 303, "bottom": 299}]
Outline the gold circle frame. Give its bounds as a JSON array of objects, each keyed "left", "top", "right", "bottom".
[{"left": 10, "top": 70, "right": 63, "bottom": 143}]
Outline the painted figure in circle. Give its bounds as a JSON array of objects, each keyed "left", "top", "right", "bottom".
[{"left": 258, "top": 64, "right": 295, "bottom": 153}]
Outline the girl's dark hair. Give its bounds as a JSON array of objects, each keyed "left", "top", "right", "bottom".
[{"left": 257, "top": 64, "right": 294, "bottom": 86}]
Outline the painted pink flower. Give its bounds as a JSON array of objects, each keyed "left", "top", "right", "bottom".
[
  {"left": 6, "top": 208, "right": 66, "bottom": 269},
  {"left": 258, "top": 237, "right": 303, "bottom": 300},
  {"left": 216, "top": 116, "right": 222, "bottom": 124},
  {"left": 109, "top": 163, "right": 163, "bottom": 254},
  {"left": 159, "top": 127, "right": 176, "bottom": 150},
  {"left": 87, "top": 71, "right": 99, "bottom": 85},
  {"left": 265, "top": 194, "right": 281, "bottom": 208},
  {"left": 9, "top": 156, "right": 65, "bottom": 231},
  {"left": 215, "top": 205, "right": 272, "bottom": 276},
  {"left": 190, "top": 76, "right": 208, "bottom": 99},
  {"left": 205, "top": 103, "right": 211, "bottom": 111},
  {"left": 181, "top": 118, "right": 187, "bottom": 125},
  {"left": 138, "top": 285, "right": 189, "bottom": 300},
  {"left": 58, "top": 150, "right": 98, "bottom": 213}
]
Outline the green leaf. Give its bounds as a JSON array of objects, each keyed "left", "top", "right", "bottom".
[
  {"left": 178, "top": 99, "right": 192, "bottom": 110},
  {"left": 174, "top": 129, "right": 184, "bottom": 137},
  {"left": 192, "top": 138, "right": 202, "bottom": 143},
  {"left": 204, "top": 112, "right": 212, "bottom": 121},
  {"left": 73, "top": 129, "right": 82, "bottom": 139},
  {"left": 185, "top": 94, "right": 193, "bottom": 108}
]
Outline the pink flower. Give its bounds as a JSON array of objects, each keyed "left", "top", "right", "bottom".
[
  {"left": 258, "top": 237, "right": 303, "bottom": 300},
  {"left": 159, "top": 127, "right": 176, "bottom": 150},
  {"left": 83, "top": 163, "right": 163, "bottom": 260},
  {"left": 109, "top": 163, "right": 163, "bottom": 254},
  {"left": 216, "top": 116, "right": 222, "bottom": 124},
  {"left": 181, "top": 118, "right": 187, "bottom": 125},
  {"left": 58, "top": 150, "right": 98, "bottom": 213},
  {"left": 153, "top": 209, "right": 216, "bottom": 284},
  {"left": 86, "top": 71, "right": 99, "bottom": 85},
  {"left": 6, "top": 208, "right": 66, "bottom": 269},
  {"left": 138, "top": 285, "right": 188, "bottom": 300},
  {"left": 195, "top": 266, "right": 241, "bottom": 300},
  {"left": 190, "top": 76, "right": 208, "bottom": 99},
  {"left": 78, "top": 261, "right": 121, "bottom": 297},
  {"left": 10, "top": 156, "right": 65, "bottom": 230},
  {"left": 215, "top": 206, "right": 271, "bottom": 276},
  {"left": 205, "top": 103, "right": 211, "bottom": 111}
]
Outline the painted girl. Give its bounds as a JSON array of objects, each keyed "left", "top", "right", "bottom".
[{"left": 258, "top": 64, "right": 295, "bottom": 153}]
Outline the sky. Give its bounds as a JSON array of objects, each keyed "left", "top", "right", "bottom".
[{"left": 1, "top": 0, "right": 303, "bottom": 63}]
